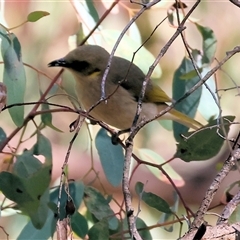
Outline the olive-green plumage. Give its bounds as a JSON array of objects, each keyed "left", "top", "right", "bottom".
[{"left": 48, "top": 45, "right": 202, "bottom": 130}]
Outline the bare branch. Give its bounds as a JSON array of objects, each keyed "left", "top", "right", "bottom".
[
  {"left": 191, "top": 148, "right": 240, "bottom": 229},
  {"left": 230, "top": 0, "right": 240, "bottom": 8}
]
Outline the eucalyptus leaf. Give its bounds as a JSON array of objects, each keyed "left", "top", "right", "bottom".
[
  {"left": 135, "top": 182, "right": 172, "bottom": 214},
  {"left": 175, "top": 116, "right": 235, "bottom": 161},
  {"left": 41, "top": 102, "right": 63, "bottom": 132},
  {"left": 172, "top": 57, "right": 202, "bottom": 141},
  {"left": 71, "top": 212, "right": 88, "bottom": 238},
  {"left": 84, "top": 186, "right": 118, "bottom": 230},
  {"left": 88, "top": 219, "right": 109, "bottom": 240},
  {"left": 0, "top": 166, "right": 51, "bottom": 229},
  {"left": 95, "top": 128, "right": 124, "bottom": 187},
  {"left": 32, "top": 133, "right": 52, "bottom": 164},
  {"left": 0, "top": 127, "right": 6, "bottom": 145},
  {"left": 27, "top": 11, "right": 50, "bottom": 22},
  {"left": 195, "top": 23, "right": 217, "bottom": 64},
  {"left": 142, "top": 191, "right": 172, "bottom": 214},
  {"left": 0, "top": 28, "right": 26, "bottom": 126},
  {"left": 17, "top": 203, "right": 57, "bottom": 240},
  {"left": 85, "top": 0, "right": 99, "bottom": 24}
]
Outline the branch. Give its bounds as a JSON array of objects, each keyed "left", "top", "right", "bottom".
[
  {"left": 230, "top": 0, "right": 240, "bottom": 7},
  {"left": 191, "top": 148, "right": 240, "bottom": 229},
  {"left": 217, "top": 179, "right": 240, "bottom": 225},
  {"left": 181, "top": 222, "right": 240, "bottom": 240},
  {"left": 100, "top": 0, "right": 162, "bottom": 99}
]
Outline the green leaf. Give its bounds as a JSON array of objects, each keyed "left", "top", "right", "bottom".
[
  {"left": 28, "top": 190, "right": 49, "bottom": 229},
  {"left": 41, "top": 102, "right": 63, "bottom": 132},
  {"left": 27, "top": 11, "right": 50, "bottom": 22},
  {"left": 17, "top": 203, "right": 57, "bottom": 240},
  {"left": 49, "top": 181, "right": 84, "bottom": 220},
  {"left": 121, "top": 216, "right": 153, "bottom": 239},
  {"left": 172, "top": 57, "right": 202, "bottom": 141},
  {"left": 71, "top": 212, "right": 88, "bottom": 238},
  {"left": 0, "top": 127, "right": 6, "bottom": 145},
  {"left": 0, "top": 28, "right": 26, "bottom": 126},
  {"left": 159, "top": 192, "right": 179, "bottom": 232},
  {"left": 136, "top": 217, "right": 152, "bottom": 240},
  {"left": 14, "top": 150, "right": 43, "bottom": 177},
  {"left": 0, "top": 172, "right": 31, "bottom": 201},
  {"left": 167, "top": 10, "right": 174, "bottom": 26},
  {"left": 84, "top": 186, "right": 118, "bottom": 230},
  {"left": 141, "top": 189, "right": 172, "bottom": 214},
  {"left": 32, "top": 133, "right": 52, "bottom": 165},
  {"left": 71, "top": 181, "right": 85, "bottom": 209},
  {"left": 1, "top": 135, "right": 52, "bottom": 229},
  {"left": 175, "top": 116, "right": 235, "bottom": 161},
  {"left": 196, "top": 23, "right": 217, "bottom": 64},
  {"left": 88, "top": 219, "right": 109, "bottom": 240},
  {"left": 95, "top": 128, "right": 124, "bottom": 187},
  {"left": 85, "top": 0, "right": 99, "bottom": 24},
  {"left": 0, "top": 166, "right": 51, "bottom": 229},
  {"left": 135, "top": 182, "right": 144, "bottom": 195}
]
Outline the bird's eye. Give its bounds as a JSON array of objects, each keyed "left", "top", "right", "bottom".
[
  {"left": 70, "top": 60, "right": 90, "bottom": 72},
  {"left": 70, "top": 60, "right": 101, "bottom": 76}
]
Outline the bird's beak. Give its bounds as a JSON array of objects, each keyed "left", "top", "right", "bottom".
[{"left": 48, "top": 58, "right": 67, "bottom": 67}]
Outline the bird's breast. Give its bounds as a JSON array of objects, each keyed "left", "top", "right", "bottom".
[
  {"left": 74, "top": 77, "right": 172, "bottom": 130},
  {"left": 75, "top": 78, "right": 138, "bottom": 129}
]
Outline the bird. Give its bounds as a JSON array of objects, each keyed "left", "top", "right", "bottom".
[{"left": 48, "top": 45, "right": 202, "bottom": 131}]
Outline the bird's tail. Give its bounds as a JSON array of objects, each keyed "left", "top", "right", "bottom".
[{"left": 169, "top": 108, "right": 203, "bottom": 130}]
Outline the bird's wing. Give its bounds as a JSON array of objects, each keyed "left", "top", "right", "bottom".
[
  {"left": 145, "top": 82, "right": 172, "bottom": 103},
  {"left": 111, "top": 56, "right": 172, "bottom": 103}
]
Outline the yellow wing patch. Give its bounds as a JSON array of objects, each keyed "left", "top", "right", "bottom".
[{"left": 146, "top": 83, "right": 172, "bottom": 103}]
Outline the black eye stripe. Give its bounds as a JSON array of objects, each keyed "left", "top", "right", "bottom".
[
  {"left": 71, "top": 60, "right": 90, "bottom": 71},
  {"left": 70, "top": 60, "right": 100, "bottom": 76}
]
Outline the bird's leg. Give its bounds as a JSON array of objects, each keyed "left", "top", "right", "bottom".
[
  {"left": 69, "top": 113, "right": 98, "bottom": 132},
  {"left": 111, "top": 128, "right": 130, "bottom": 145},
  {"left": 69, "top": 115, "right": 81, "bottom": 132}
]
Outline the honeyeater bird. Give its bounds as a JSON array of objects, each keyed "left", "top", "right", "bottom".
[{"left": 48, "top": 45, "right": 202, "bottom": 130}]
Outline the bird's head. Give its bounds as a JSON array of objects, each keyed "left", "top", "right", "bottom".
[{"left": 48, "top": 45, "right": 110, "bottom": 76}]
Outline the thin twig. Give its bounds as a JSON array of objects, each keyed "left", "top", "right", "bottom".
[
  {"left": 57, "top": 117, "right": 85, "bottom": 217},
  {"left": 100, "top": 0, "right": 162, "bottom": 99},
  {"left": 122, "top": 1, "right": 201, "bottom": 239}
]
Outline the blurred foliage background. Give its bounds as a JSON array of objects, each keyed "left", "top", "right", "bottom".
[{"left": 0, "top": 0, "right": 240, "bottom": 238}]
